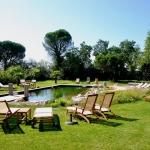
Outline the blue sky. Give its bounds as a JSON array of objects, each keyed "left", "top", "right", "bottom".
[{"left": 0, "top": 0, "right": 150, "bottom": 61}]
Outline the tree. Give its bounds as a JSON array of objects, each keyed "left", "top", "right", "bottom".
[
  {"left": 50, "top": 70, "right": 61, "bottom": 84},
  {"left": 119, "top": 40, "right": 141, "bottom": 73},
  {"left": 93, "top": 39, "right": 109, "bottom": 56},
  {"left": 61, "top": 42, "right": 92, "bottom": 79},
  {"left": 140, "top": 31, "right": 150, "bottom": 80},
  {"left": 43, "top": 29, "right": 73, "bottom": 70},
  {"left": 143, "top": 31, "right": 150, "bottom": 64},
  {"left": 6, "top": 65, "right": 25, "bottom": 85},
  {"left": 0, "top": 41, "right": 26, "bottom": 70},
  {"left": 94, "top": 46, "right": 126, "bottom": 81}
]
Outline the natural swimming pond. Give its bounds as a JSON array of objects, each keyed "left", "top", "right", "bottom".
[{"left": 28, "top": 86, "right": 88, "bottom": 102}]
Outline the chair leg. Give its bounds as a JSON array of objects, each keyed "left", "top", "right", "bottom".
[
  {"left": 78, "top": 114, "right": 90, "bottom": 124},
  {"left": 96, "top": 110, "right": 107, "bottom": 120},
  {"left": 94, "top": 114, "right": 100, "bottom": 121},
  {"left": 32, "top": 119, "right": 36, "bottom": 128},
  {"left": 110, "top": 111, "right": 116, "bottom": 117}
]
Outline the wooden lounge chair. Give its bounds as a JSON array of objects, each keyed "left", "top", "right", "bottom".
[
  {"left": 136, "top": 83, "right": 144, "bottom": 88},
  {"left": 144, "top": 83, "right": 150, "bottom": 89},
  {"left": 32, "top": 107, "right": 54, "bottom": 128},
  {"left": 66, "top": 94, "right": 100, "bottom": 124},
  {"left": 86, "top": 77, "right": 90, "bottom": 84},
  {"left": 95, "top": 78, "right": 98, "bottom": 85},
  {"left": 0, "top": 100, "right": 20, "bottom": 128},
  {"left": 140, "top": 83, "right": 148, "bottom": 88},
  {"left": 19, "top": 79, "right": 26, "bottom": 87},
  {"left": 0, "top": 83, "right": 16, "bottom": 89},
  {"left": 75, "top": 78, "right": 80, "bottom": 84},
  {"left": 95, "top": 92, "right": 115, "bottom": 120},
  {"left": 30, "top": 79, "right": 36, "bottom": 88}
]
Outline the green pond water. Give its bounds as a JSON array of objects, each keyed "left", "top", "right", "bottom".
[{"left": 29, "top": 86, "right": 88, "bottom": 102}]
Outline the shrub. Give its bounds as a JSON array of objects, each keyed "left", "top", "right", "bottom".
[
  {"left": 113, "top": 89, "right": 146, "bottom": 104},
  {"left": 58, "top": 98, "right": 67, "bottom": 107},
  {"left": 49, "top": 102, "right": 59, "bottom": 108}
]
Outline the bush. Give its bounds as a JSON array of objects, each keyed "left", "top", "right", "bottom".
[
  {"left": 113, "top": 89, "right": 146, "bottom": 104},
  {"left": 49, "top": 102, "right": 59, "bottom": 107},
  {"left": 58, "top": 98, "right": 67, "bottom": 107}
]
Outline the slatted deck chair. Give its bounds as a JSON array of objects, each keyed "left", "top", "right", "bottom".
[
  {"left": 75, "top": 78, "right": 80, "bottom": 84},
  {"left": 19, "top": 79, "right": 26, "bottom": 87},
  {"left": 0, "top": 83, "right": 16, "bottom": 89},
  {"left": 66, "top": 94, "right": 100, "bottom": 124},
  {"left": 136, "top": 83, "right": 144, "bottom": 88},
  {"left": 0, "top": 100, "right": 20, "bottom": 128},
  {"left": 95, "top": 92, "right": 115, "bottom": 120},
  {"left": 144, "top": 83, "right": 150, "bottom": 89},
  {"left": 141, "top": 83, "right": 148, "bottom": 88},
  {"left": 86, "top": 77, "right": 90, "bottom": 84},
  {"left": 30, "top": 79, "right": 36, "bottom": 88},
  {"left": 32, "top": 107, "right": 54, "bottom": 128},
  {"left": 95, "top": 78, "right": 98, "bottom": 85}
]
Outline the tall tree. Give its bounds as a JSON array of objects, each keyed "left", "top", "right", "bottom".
[
  {"left": 93, "top": 39, "right": 109, "bottom": 56},
  {"left": 119, "top": 40, "right": 141, "bottom": 73},
  {"left": 140, "top": 31, "right": 150, "bottom": 80},
  {"left": 62, "top": 42, "right": 92, "bottom": 79},
  {"left": 43, "top": 29, "right": 73, "bottom": 70},
  {"left": 143, "top": 31, "right": 150, "bottom": 64},
  {"left": 94, "top": 46, "right": 126, "bottom": 81},
  {"left": 0, "top": 41, "right": 26, "bottom": 70}
]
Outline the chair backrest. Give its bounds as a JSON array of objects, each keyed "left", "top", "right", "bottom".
[
  {"left": 95, "top": 78, "right": 98, "bottom": 84},
  {"left": 20, "top": 79, "right": 25, "bottom": 83},
  {"left": 0, "top": 100, "right": 12, "bottom": 114},
  {"left": 144, "top": 83, "right": 150, "bottom": 88},
  {"left": 141, "top": 83, "right": 148, "bottom": 88},
  {"left": 87, "top": 77, "right": 90, "bottom": 81},
  {"left": 32, "top": 79, "right": 36, "bottom": 83},
  {"left": 101, "top": 92, "right": 115, "bottom": 109},
  {"left": 76, "top": 78, "right": 80, "bottom": 82},
  {"left": 84, "top": 94, "right": 98, "bottom": 112},
  {"left": 136, "top": 83, "right": 143, "bottom": 88},
  {"left": 0, "top": 83, "right": 3, "bottom": 87}
]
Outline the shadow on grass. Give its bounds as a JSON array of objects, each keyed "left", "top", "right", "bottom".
[
  {"left": 75, "top": 116, "right": 122, "bottom": 127},
  {"left": 90, "top": 118, "right": 122, "bottom": 127},
  {"left": 0, "top": 124, "right": 25, "bottom": 134},
  {"left": 95, "top": 112, "right": 139, "bottom": 122},
  {"left": 31, "top": 114, "right": 62, "bottom": 132},
  {"left": 109, "top": 115, "right": 139, "bottom": 122},
  {"left": 39, "top": 114, "right": 62, "bottom": 132}
]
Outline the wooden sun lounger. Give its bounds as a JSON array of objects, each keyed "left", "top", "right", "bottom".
[{"left": 32, "top": 107, "right": 54, "bottom": 128}]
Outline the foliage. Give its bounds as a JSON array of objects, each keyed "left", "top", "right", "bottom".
[
  {"left": 62, "top": 42, "right": 93, "bottom": 79},
  {"left": 58, "top": 98, "right": 67, "bottom": 106},
  {"left": 43, "top": 29, "right": 73, "bottom": 70},
  {"left": 21, "top": 59, "right": 51, "bottom": 80},
  {"left": 143, "top": 31, "right": 150, "bottom": 64},
  {"left": 140, "top": 31, "right": 150, "bottom": 80},
  {"left": 94, "top": 46, "right": 126, "bottom": 81},
  {"left": 50, "top": 70, "right": 61, "bottom": 83},
  {"left": 93, "top": 39, "right": 141, "bottom": 81},
  {"left": 0, "top": 70, "right": 10, "bottom": 84},
  {"left": 25, "top": 67, "right": 40, "bottom": 79},
  {"left": 5, "top": 65, "right": 24, "bottom": 85},
  {"left": 113, "top": 89, "right": 146, "bottom": 104},
  {"left": 0, "top": 41, "right": 26, "bottom": 70},
  {"left": 93, "top": 39, "right": 109, "bottom": 56}
]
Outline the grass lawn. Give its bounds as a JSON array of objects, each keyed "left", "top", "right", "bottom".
[
  {"left": 0, "top": 80, "right": 149, "bottom": 149},
  {"left": 0, "top": 100, "right": 150, "bottom": 150}
]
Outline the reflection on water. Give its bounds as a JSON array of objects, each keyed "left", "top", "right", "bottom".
[{"left": 29, "top": 86, "right": 87, "bottom": 102}]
